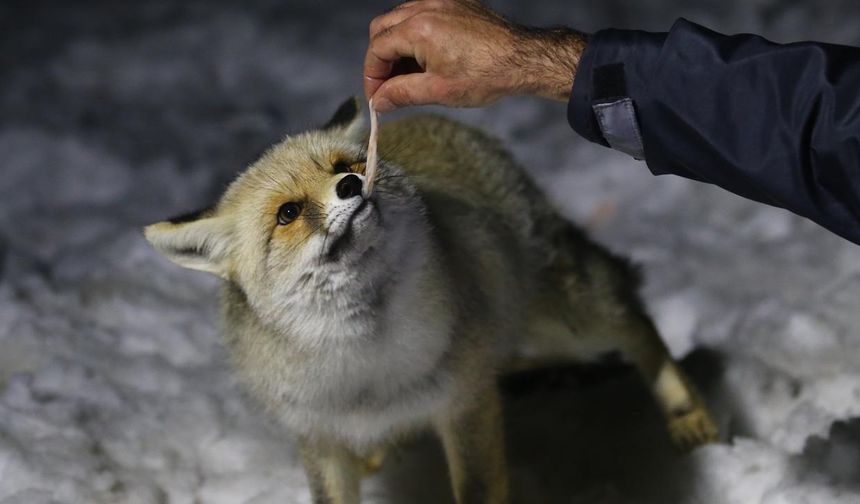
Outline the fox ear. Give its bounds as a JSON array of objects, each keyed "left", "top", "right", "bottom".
[
  {"left": 144, "top": 206, "right": 232, "bottom": 279},
  {"left": 322, "top": 96, "right": 365, "bottom": 141}
]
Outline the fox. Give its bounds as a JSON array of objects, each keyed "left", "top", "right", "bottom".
[{"left": 144, "top": 97, "right": 717, "bottom": 504}]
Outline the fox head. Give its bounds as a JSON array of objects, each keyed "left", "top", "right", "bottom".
[{"left": 144, "top": 97, "right": 428, "bottom": 330}]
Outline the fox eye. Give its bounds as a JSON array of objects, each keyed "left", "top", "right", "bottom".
[
  {"left": 333, "top": 161, "right": 351, "bottom": 174},
  {"left": 277, "top": 202, "right": 302, "bottom": 225}
]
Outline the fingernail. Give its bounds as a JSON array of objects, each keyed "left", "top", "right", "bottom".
[
  {"left": 364, "top": 76, "right": 383, "bottom": 99},
  {"left": 374, "top": 97, "right": 395, "bottom": 113}
]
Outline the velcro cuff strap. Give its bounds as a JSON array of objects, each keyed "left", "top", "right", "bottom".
[
  {"left": 591, "top": 63, "right": 645, "bottom": 160},
  {"left": 593, "top": 98, "right": 645, "bottom": 160}
]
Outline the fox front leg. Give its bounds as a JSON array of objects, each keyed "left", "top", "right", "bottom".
[
  {"left": 298, "top": 436, "right": 363, "bottom": 504},
  {"left": 435, "top": 388, "right": 509, "bottom": 504}
]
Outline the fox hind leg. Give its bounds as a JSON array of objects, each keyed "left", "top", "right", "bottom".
[
  {"left": 612, "top": 313, "right": 718, "bottom": 449},
  {"left": 521, "top": 226, "right": 717, "bottom": 449},
  {"left": 519, "top": 298, "right": 718, "bottom": 449}
]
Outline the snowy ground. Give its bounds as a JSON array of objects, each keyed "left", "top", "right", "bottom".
[{"left": 2, "top": 0, "right": 860, "bottom": 503}]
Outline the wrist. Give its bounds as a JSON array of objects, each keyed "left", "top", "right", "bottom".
[{"left": 509, "top": 27, "right": 589, "bottom": 101}]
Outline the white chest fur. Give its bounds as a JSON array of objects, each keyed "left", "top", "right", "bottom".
[{"left": 229, "top": 251, "right": 457, "bottom": 448}]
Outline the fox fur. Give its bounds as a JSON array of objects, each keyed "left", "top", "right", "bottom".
[{"left": 145, "top": 97, "right": 717, "bottom": 504}]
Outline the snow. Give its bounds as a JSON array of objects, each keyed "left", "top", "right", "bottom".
[{"left": 2, "top": 0, "right": 860, "bottom": 502}]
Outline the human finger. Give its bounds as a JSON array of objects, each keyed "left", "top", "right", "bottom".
[
  {"left": 372, "top": 72, "right": 444, "bottom": 112},
  {"left": 363, "top": 25, "right": 422, "bottom": 97}
]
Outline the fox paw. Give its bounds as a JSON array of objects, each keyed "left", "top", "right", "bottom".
[
  {"left": 360, "top": 448, "right": 387, "bottom": 475},
  {"left": 667, "top": 406, "right": 718, "bottom": 450}
]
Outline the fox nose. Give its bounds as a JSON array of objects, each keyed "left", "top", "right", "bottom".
[{"left": 336, "top": 173, "right": 363, "bottom": 200}]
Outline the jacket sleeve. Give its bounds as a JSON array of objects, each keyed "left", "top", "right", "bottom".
[{"left": 568, "top": 18, "right": 860, "bottom": 245}]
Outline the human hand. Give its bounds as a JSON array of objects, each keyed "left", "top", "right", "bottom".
[{"left": 364, "top": 0, "right": 588, "bottom": 112}]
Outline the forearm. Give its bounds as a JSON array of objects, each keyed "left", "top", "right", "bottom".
[
  {"left": 568, "top": 19, "right": 860, "bottom": 244},
  {"left": 510, "top": 27, "right": 589, "bottom": 101}
]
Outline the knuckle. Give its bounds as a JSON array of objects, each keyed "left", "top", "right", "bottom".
[
  {"left": 406, "top": 13, "right": 436, "bottom": 39},
  {"left": 388, "top": 88, "right": 411, "bottom": 106},
  {"left": 377, "top": 23, "right": 396, "bottom": 40},
  {"left": 393, "top": 0, "right": 419, "bottom": 11},
  {"left": 388, "top": 84, "right": 416, "bottom": 106},
  {"left": 369, "top": 15, "right": 395, "bottom": 38},
  {"left": 425, "top": 0, "right": 450, "bottom": 13},
  {"left": 369, "top": 16, "right": 383, "bottom": 34}
]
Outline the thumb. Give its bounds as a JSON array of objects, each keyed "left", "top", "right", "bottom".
[{"left": 372, "top": 73, "right": 444, "bottom": 113}]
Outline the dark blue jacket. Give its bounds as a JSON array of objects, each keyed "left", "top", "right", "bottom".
[{"left": 568, "top": 19, "right": 860, "bottom": 244}]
